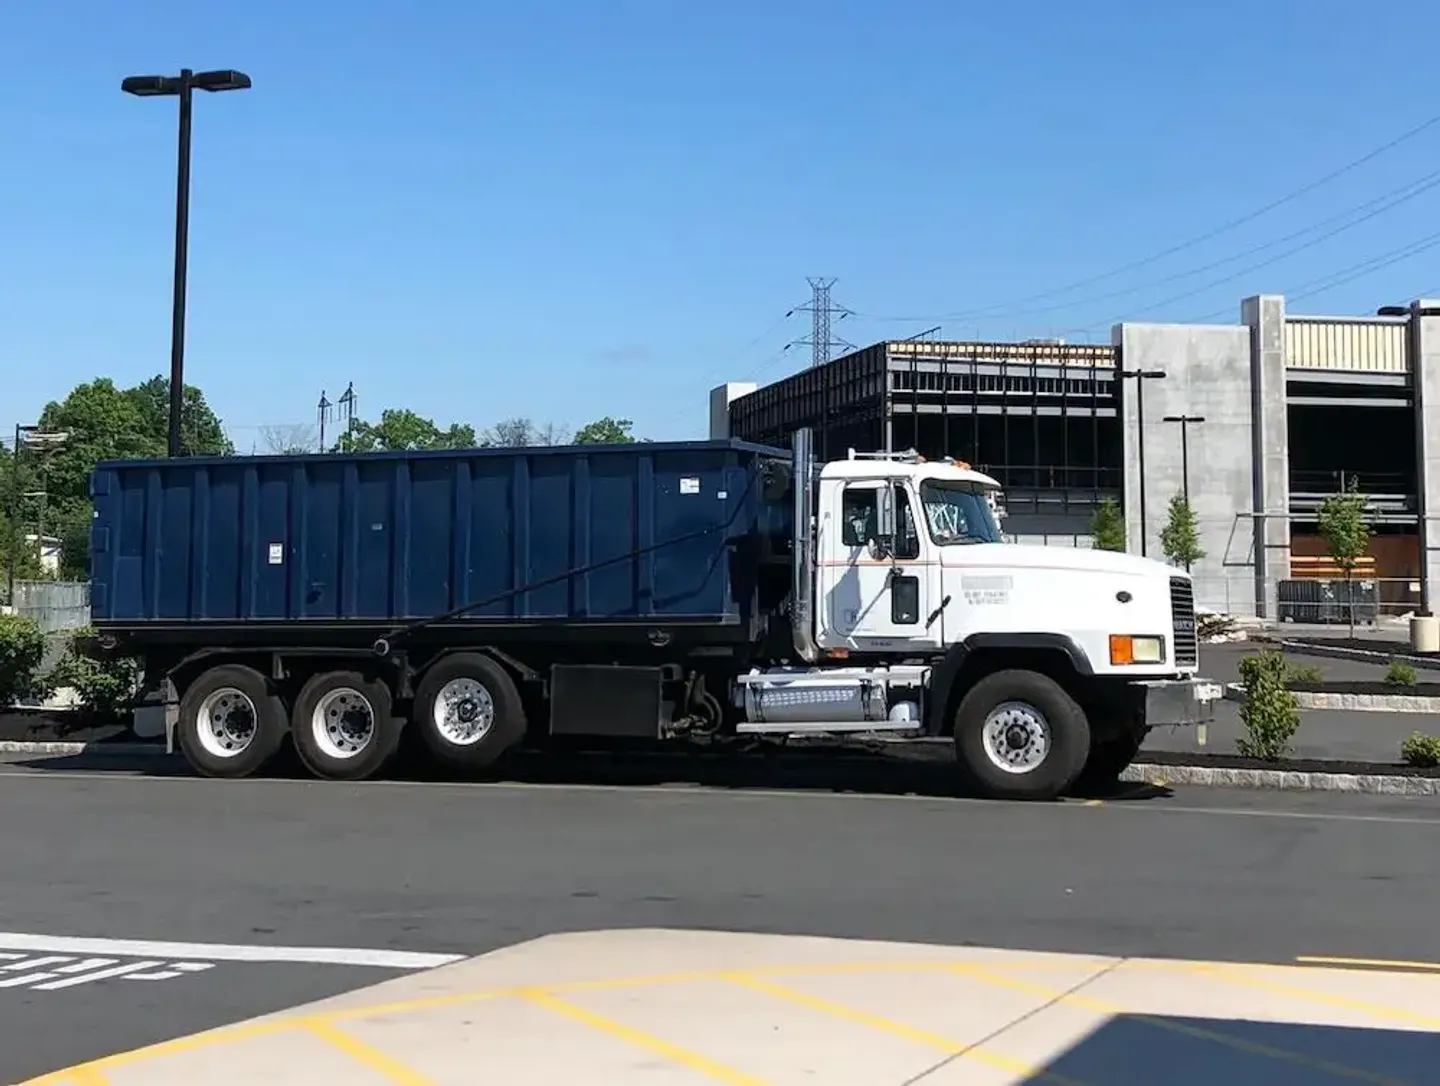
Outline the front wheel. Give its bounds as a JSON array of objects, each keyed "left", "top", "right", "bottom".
[{"left": 953, "top": 670, "right": 1091, "bottom": 801}]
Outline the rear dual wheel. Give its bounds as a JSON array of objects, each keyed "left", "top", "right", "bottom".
[{"left": 291, "top": 670, "right": 403, "bottom": 781}]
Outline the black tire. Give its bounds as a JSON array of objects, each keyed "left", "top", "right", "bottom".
[
  {"left": 290, "top": 670, "right": 401, "bottom": 781},
  {"left": 1071, "top": 729, "right": 1149, "bottom": 796},
  {"left": 953, "top": 669, "right": 1091, "bottom": 801},
  {"left": 412, "top": 653, "right": 526, "bottom": 770},
  {"left": 176, "top": 664, "right": 288, "bottom": 779}
]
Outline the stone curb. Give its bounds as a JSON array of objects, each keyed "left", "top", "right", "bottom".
[
  {"left": 0, "top": 741, "right": 162, "bottom": 757},
  {"left": 1222, "top": 681, "right": 1440, "bottom": 713},
  {"left": 1123, "top": 761, "right": 1440, "bottom": 796}
]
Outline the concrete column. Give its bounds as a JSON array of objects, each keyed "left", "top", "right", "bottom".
[
  {"left": 1241, "top": 294, "right": 1290, "bottom": 619},
  {"left": 1412, "top": 300, "right": 1440, "bottom": 615}
]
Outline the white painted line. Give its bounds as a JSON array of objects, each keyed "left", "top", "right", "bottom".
[
  {"left": 36, "top": 961, "right": 161, "bottom": 990},
  {"left": 0, "top": 932, "right": 464, "bottom": 970}
]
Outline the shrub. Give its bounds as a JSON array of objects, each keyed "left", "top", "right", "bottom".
[
  {"left": 1089, "top": 498, "right": 1126, "bottom": 552},
  {"left": 48, "top": 628, "right": 140, "bottom": 722},
  {"left": 0, "top": 614, "right": 49, "bottom": 708},
  {"left": 1385, "top": 659, "right": 1418, "bottom": 687},
  {"left": 1400, "top": 732, "right": 1440, "bottom": 768},
  {"left": 1236, "top": 651, "right": 1300, "bottom": 761},
  {"left": 1283, "top": 662, "right": 1323, "bottom": 685}
]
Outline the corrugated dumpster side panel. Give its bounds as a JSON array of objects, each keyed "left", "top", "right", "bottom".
[{"left": 90, "top": 442, "right": 786, "bottom": 626}]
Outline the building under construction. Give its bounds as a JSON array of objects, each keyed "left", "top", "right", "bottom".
[
  {"left": 712, "top": 338, "right": 1122, "bottom": 543},
  {"left": 710, "top": 293, "right": 1440, "bottom": 620}
]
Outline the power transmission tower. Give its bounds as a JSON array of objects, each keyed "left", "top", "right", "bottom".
[{"left": 789, "top": 277, "right": 855, "bottom": 368}]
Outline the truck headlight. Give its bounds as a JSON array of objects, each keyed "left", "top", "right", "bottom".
[{"left": 1109, "top": 634, "right": 1166, "bottom": 665}]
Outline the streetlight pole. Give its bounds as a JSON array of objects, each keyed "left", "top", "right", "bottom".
[
  {"left": 1120, "top": 368, "right": 1166, "bottom": 556},
  {"left": 1162, "top": 414, "right": 1206, "bottom": 505},
  {"left": 122, "top": 68, "right": 252, "bottom": 458}
]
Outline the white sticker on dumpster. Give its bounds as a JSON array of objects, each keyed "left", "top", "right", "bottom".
[
  {"left": 680, "top": 477, "right": 700, "bottom": 494},
  {"left": 267, "top": 543, "right": 284, "bottom": 565}
]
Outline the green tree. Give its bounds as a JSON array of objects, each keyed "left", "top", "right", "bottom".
[
  {"left": 335, "top": 409, "right": 478, "bottom": 453},
  {"left": 572, "top": 417, "right": 637, "bottom": 444},
  {"left": 1317, "top": 477, "right": 1371, "bottom": 639},
  {"left": 1089, "top": 497, "right": 1126, "bottom": 552},
  {"left": 1159, "top": 493, "right": 1204, "bottom": 571},
  {"left": 124, "top": 377, "right": 234, "bottom": 457}
]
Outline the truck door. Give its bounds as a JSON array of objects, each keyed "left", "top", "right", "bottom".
[{"left": 817, "top": 479, "right": 939, "bottom": 651}]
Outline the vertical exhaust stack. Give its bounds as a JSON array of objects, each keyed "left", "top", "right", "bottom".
[{"left": 791, "top": 427, "right": 819, "bottom": 663}]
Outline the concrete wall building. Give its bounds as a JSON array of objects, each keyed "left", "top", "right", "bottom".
[{"left": 714, "top": 294, "right": 1440, "bottom": 618}]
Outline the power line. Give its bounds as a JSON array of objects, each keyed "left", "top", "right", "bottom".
[
  {"left": 903, "top": 168, "right": 1440, "bottom": 324},
  {"left": 1092, "top": 185, "right": 1440, "bottom": 328},
  {"left": 851, "top": 109, "right": 1440, "bottom": 323},
  {"left": 1179, "top": 231, "right": 1440, "bottom": 322}
]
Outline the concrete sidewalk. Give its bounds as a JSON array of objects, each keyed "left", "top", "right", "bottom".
[{"left": 23, "top": 928, "right": 1440, "bottom": 1084}]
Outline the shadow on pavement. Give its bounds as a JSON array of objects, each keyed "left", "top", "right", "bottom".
[
  {"left": 10, "top": 737, "right": 1172, "bottom": 803},
  {"left": 1030, "top": 1012, "right": 1440, "bottom": 1084}
]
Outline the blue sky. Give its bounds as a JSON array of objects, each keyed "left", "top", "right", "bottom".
[{"left": 4, "top": 0, "right": 1440, "bottom": 447}]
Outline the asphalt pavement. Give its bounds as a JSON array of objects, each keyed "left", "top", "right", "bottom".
[{"left": 0, "top": 760, "right": 1438, "bottom": 1082}]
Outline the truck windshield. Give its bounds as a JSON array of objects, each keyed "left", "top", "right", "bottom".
[{"left": 918, "top": 481, "right": 1002, "bottom": 545}]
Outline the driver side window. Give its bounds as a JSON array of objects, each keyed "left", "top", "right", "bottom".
[
  {"left": 839, "top": 484, "right": 921, "bottom": 560},
  {"left": 841, "top": 487, "right": 877, "bottom": 547}
]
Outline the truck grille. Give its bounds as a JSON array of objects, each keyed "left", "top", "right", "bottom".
[{"left": 1169, "top": 577, "right": 1198, "bottom": 667}]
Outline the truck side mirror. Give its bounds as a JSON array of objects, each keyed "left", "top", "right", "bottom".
[{"left": 874, "top": 484, "right": 897, "bottom": 557}]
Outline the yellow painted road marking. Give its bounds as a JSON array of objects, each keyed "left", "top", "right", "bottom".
[
  {"left": 1193, "top": 962, "right": 1440, "bottom": 1030},
  {"left": 953, "top": 963, "right": 1414, "bottom": 1086},
  {"left": 519, "top": 987, "right": 768, "bottom": 1085},
  {"left": 1297, "top": 956, "right": 1440, "bottom": 975},
  {"left": 304, "top": 1019, "right": 435, "bottom": 1085},
  {"left": 66, "top": 1070, "right": 109, "bottom": 1086},
  {"left": 724, "top": 972, "right": 1083, "bottom": 1086}
]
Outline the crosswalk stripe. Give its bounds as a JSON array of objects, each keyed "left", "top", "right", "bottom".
[{"left": 36, "top": 961, "right": 164, "bottom": 991}]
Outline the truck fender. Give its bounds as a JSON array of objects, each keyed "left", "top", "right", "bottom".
[{"left": 923, "top": 633, "right": 1094, "bottom": 736}]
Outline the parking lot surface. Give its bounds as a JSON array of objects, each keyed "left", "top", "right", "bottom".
[{"left": 1, "top": 759, "right": 1437, "bottom": 1081}]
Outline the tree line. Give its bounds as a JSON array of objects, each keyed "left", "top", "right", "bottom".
[{"left": 3, "top": 375, "right": 639, "bottom": 584}]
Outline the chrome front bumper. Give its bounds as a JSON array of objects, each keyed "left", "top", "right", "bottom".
[{"left": 1138, "top": 677, "right": 1222, "bottom": 727}]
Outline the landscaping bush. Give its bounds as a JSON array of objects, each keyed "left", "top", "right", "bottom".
[
  {"left": 1283, "top": 661, "right": 1323, "bottom": 685},
  {"left": 48, "top": 627, "right": 140, "bottom": 722},
  {"left": 1236, "top": 651, "right": 1300, "bottom": 761},
  {"left": 1385, "top": 659, "right": 1418, "bottom": 687},
  {"left": 0, "top": 614, "right": 49, "bottom": 708},
  {"left": 1400, "top": 732, "right": 1440, "bottom": 769}
]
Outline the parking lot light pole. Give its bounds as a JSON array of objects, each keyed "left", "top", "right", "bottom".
[
  {"left": 121, "top": 68, "right": 252, "bottom": 458},
  {"left": 1120, "top": 368, "right": 1166, "bottom": 555},
  {"left": 1162, "top": 414, "right": 1205, "bottom": 504}
]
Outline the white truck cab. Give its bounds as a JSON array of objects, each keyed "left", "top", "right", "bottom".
[{"left": 735, "top": 430, "right": 1219, "bottom": 801}]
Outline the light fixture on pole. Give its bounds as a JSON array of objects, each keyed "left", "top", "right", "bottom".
[
  {"left": 122, "top": 68, "right": 252, "bottom": 458},
  {"left": 1161, "top": 414, "right": 1205, "bottom": 504},
  {"left": 1120, "top": 368, "right": 1166, "bottom": 556}
]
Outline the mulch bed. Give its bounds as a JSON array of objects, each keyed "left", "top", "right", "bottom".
[
  {"left": 1136, "top": 749, "right": 1440, "bottom": 778},
  {"left": 1286, "top": 681, "right": 1440, "bottom": 697}
]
